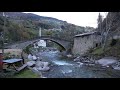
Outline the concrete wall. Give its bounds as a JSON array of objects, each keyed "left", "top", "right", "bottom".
[{"left": 72, "top": 34, "right": 101, "bottom": 55}]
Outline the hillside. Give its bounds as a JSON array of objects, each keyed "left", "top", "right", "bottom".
[
  {"left": 97, "top": 12, "right": 120, "bottom": 38},
  {"left": 0, "top": 12, "right": 74, "bottom": 29},
  {"left": 0, "top": 12, "right": 95, "bottom": 47},
  {"left": 91, "top": 12, "right": 120, "bottom": 58}
]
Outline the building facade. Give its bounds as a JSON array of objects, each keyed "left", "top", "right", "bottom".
[{"left": 72, "top": 32, "right": 101, "bottom": 55}]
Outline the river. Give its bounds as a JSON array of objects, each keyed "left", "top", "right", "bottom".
[{"left": 36, "top": 49, "right": 120, "bottom": 78}]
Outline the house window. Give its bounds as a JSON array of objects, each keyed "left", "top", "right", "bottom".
[{"left": 96, "top": 43, "right": 98, "bottom": 47}]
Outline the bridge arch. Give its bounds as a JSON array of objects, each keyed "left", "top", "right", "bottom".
[
  {"left": 5, "top": 36, "right": 73, "bottom": 54},
  {"left": 33, "top": 38, "right": 66, "bottom": 51}
]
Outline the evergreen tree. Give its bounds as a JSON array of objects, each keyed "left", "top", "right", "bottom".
[{"left": 97, "top": 13, "right": 103, "bottom": 33}]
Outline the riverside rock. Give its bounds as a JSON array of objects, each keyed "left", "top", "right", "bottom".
[
  {"left": 26, "top": 61, "right": 35, "bottom": 67},
  {"left": 37, "top": 66, "right": 50, "bottom": 71},
  {"left": 95, "top": 57, "right": 117, "bottom": 66},
  {"left": 66, "top": 54, "right": 72, "bottom": 58},
  {"left": 35, "top": 61, "right": 50, "bottom": 71},
  {"left": 74, "top": 57, "right": 80, "bottom": 61}
]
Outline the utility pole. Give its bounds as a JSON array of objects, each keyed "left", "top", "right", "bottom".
[{"left": 39, "top": 27, "right": 41, "bottom": 37}]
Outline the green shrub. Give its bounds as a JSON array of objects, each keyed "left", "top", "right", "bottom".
[
  {"left": 110, "top": 39, "right": 118, "bottom": 46},
  {"left": 23, "top": 45, "right": 32, "bottom": 54},
  {"left": 91, "top": 48, "right": 104, "bottom": 55}
]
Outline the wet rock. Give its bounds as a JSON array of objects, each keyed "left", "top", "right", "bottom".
[
  {"left": 74, "top": 57, "right": 80, "bottom": 61},
  {"left": 37, "top": 57, "right": 42, "bottom": 61},
  {"left": 74, "top": 55, "right": 96, "bottom": 66},
  {"left": 67, "top": 70, "right": 72, "bottom": 73},
  {"left": 33, "top": 67, "right": 39, "bottom": 71},
  {"left": 67, "top": 54, "right": 72, "bottom": 58},
  {"left": 83, "top": 60, "right": 90, "bottom": 63},
  {"left": 77, "top": 62, "right": 84, "bottom": 65},
  {"left": 37, "top": 66, "right": 50, "bottom": 71},
  {"left": 112, "top": 66, "right": 120, "bottom": 70},
  {"left": 76, "top": 62, "right": 84, "bottom": 67},
  {"left": 35, "top": 61, "right": 50, "bottom": 71},
  {"left": 61, "top": 69, "right": 72, "bottom": 74},
  {"left": 43, "top": 62, "right": 49, "bottom": 67},
  {"left": 35, "top": 61, "right": 44, "bottom": 68},
  {"left": 95, "top": 57, "right": 117, "bottom": 66},
  {"left": 42, "top": 76, "right": 47, "bottom": 78},
  {"left": 86, "top": 64, "right": 95, "bottom": 66},
  {"left": 111, "top": 61, "right": 120, "bottom": 70},
  {"left": 26, "top": 61, "right": 35, "bottom": 67}
]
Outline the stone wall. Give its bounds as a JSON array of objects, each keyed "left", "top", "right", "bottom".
[{"left": 72, "top": 34, "right": 101, "bottom": 55}]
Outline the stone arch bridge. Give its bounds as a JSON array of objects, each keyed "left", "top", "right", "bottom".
[{"left": 5, "top": 36, "right": 73, "bottom": 53}]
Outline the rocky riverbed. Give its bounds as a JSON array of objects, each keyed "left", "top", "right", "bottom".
[
  {"left": 29, "top": 47, "right": 120, "bottom": 78},
  {"left": 74, "top": 55, "right": 120, "bottom": 70}
]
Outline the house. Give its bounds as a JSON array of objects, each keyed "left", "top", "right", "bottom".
[
  {"left": 72, "top": 31, "right": 101, "bottom": 55},
  {"left": 37, "top": 40, "right": 46, "bottom": 47}
]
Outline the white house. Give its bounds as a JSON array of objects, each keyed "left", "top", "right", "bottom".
[{"left": 37, "top": 40, "right": 46, "bottom": 47}]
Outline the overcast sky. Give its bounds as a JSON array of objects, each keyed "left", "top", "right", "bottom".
[{"left": 24, "top": 12, "right": 107, "bottom": 28}]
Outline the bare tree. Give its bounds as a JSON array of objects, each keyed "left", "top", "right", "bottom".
[{"left": 102, "top": 12, "right": 116, "bottom": 51}]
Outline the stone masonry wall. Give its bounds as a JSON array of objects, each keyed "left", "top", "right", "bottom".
[{"left": 72, "top": 35, "right": 101, "bottom": 55}]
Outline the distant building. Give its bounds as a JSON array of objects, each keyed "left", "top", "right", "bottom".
[
  {"left": 72, "top": 31, "right": 101, "bottom": 55},
  {"left": 37, "top": 40, "right": 46, "bottom": 47}
]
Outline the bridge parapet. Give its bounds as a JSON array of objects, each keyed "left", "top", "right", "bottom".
[{"left": 39, "top": 36, "right": 72, "bottom": 42}]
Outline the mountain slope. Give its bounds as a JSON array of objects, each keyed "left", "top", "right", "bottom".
[
  {"left": 0, "top": 12, "right": 95, "bottom": 46},
  {"left": 0, "top": 12, "right": 66, "bottom": 29}
]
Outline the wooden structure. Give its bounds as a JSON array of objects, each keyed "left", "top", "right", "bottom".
[{"left": 3, "top": 58, "right": 27, "bottom": 72}]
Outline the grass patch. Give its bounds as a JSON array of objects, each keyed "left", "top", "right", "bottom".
[
  {"left": 91, "top": 48, "right": 104, "bottom": 55},
  {"left": 13, "top": 69, "right": 40, "bottom": 78},
  {"left": 90, "top": 39, "right": 120, "bottom": 58}
]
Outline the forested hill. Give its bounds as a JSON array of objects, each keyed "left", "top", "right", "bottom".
[
  {"left": 0, "top": 12, "right": 67, "bottom": 29},
  {"left": 0, "top": 12, "right": 95, "bottom": 44}
]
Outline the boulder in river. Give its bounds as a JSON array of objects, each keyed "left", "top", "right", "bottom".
[
  {"left": 33, "top": 67, "right": 39, "bottom": 71},
  {"left": 66, "top": 54, "right": 72, "bottom": 58},
  {"left": 77, "top": 62, "right": 84, "bottom": 65},
  {"left": 95, "top": 57, "right": 117, "bottom": 66},
  {"left": 111, "top": 61, "right": 120, "bottom": 70},
  {"left": 74, "top": 57, "right": 79, "bottom": 61},
  {"left": 37, "top": 66, "right": 50, "bottom": 71},
  {"left": 35, "top": 61, "right": 50, "bottom": 71},
  {"left": 26, "top": 61, "right": 36, "bottom": 67},
  {"left": 112, "top": 66, "right": 120, "bottom": 70}
]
